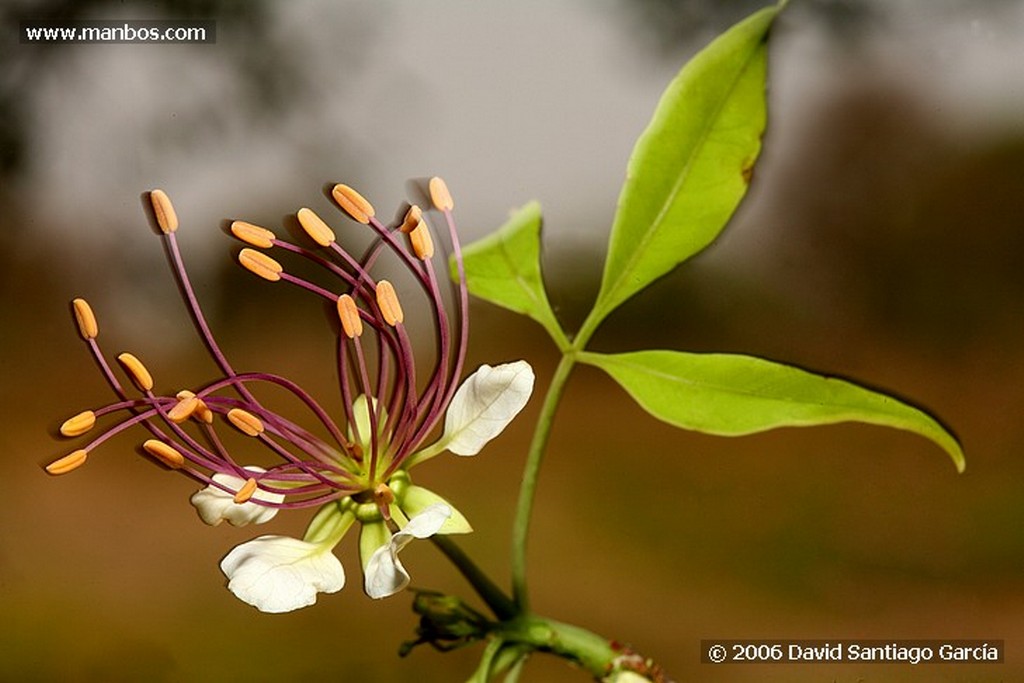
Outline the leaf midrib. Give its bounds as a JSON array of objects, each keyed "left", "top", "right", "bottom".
[
  {"left": 597, "top": 31, "right": 766, "bottom": 319},
  {"left": 585, "top": 352, "right": 914, "bottom": 418}
]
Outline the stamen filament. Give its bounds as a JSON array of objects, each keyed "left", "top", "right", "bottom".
[
  {"left": 366, "top": 216, "right": 429, "bottom": 284},
  {"left": 337, "top": 338, "right": 360, "bottom": 452},
  {"left": 351, "top": 334, "right": 382, "bottom": 480},
  {"left": 161, "top": 231, "right": 262, "bottom": 408},
  {"left": 387, "top": 198, "right": 469, "bottom": 470},
  {"left": 279, "top": 272, "right": 338, "bottom": 302},
  {"left": 200, "top": 372, "right": 350, "bottom": 453},
  {"left": 59, "top": 180, "right": 475, "bottom": 519}
]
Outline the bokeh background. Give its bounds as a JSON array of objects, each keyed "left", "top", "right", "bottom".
[{"left": 3, "top": 0, "right": 1024, "bottom": 681}]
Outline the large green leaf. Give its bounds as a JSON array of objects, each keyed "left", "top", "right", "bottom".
[
  {"left": 590, "top": 5, "right": 780, "bottom": 327},
  {"left": 579, "top": 350, "right": 965, "bottom": 471},
  {"left": 453, "top": 202, "right": 566, "bottom": 347}
]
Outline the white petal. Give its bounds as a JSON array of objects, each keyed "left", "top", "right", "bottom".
[
  {"left": 190, "top": 467, "right": 284, "bottom": 527},
  {"left": 220, "top": 535, "right": 345, "bottom": 613},
  {"left": 442, "top": 361, "right": 535, "bottom": 456},
  {"left": 399, "top": 502, "right": 451, "bottom": 539},
  {"left": 363, "top": 503, "right": 451, "bottom": 599}
]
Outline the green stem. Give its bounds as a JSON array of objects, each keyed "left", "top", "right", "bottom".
[
  {"left": 432, "top": 535, "right": 518, "bottom": 621},
  {"left": 431, "top": 304, "right": 615, "bottom": 622},
  {"left": 510, "top": 351, "right": 577, "bottom": 612},
  {"left": 429, "top": 304, "right": 666, "bottom": 679},
  {"left": 497, "top": 615, "right": 622, "bottom": 680},
  {"left": 510, "top": 297, "right": 611, "bottom": 612},
  {"left": 573, "top": 302, "right": 609, "bottom": 355}
]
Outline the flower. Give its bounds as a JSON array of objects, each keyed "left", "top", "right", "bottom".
[{"left": 49, "top": 180, "right": 534, "bottom": 612}]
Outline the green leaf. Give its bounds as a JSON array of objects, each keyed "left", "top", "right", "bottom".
[
  {"left": 589, "top": 5, "right": 780, "bottom": 329},
  {"left": 453, "top": 202, "right": 567, "bottom": 347},
  {"left": 579, "top": 350, "right": 965, "bottom": 472}
]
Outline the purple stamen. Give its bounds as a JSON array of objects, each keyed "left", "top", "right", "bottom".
[{"left": 58, "top": 181, "right": 471, "bottom": 514}]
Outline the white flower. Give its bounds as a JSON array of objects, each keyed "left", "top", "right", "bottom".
[
  {"left": 190, "top": 466, "right": 284, "bottom": 527},
  {"left": 441, "top": 361, "right": 535, "bottom": 456},
  {"left": 364, "top": 503, "right": 451, "bottom": 599},
  {"left": 220, "top": 535, "right": 345, "bottom": 613}
]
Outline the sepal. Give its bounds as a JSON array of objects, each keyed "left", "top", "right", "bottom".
[{"left": 402, "top": 485, "right": 472, "bottom": 535}]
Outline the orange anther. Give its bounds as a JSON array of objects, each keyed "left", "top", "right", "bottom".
[
  {"left": 167, "top": 395, "right": 199, "bottom": 423},
  {"left": 143, "top": 439, "right": 185, "bottom": 469},
  {"left": 331, "top": 184, "right": 375, "bottom": 224},
  {"left": 336, "top": 294, "right": 363, "bottom": 338},
  {"left": 400, "top": 205, "right": 422, "bottom": 233},
  {"left": 118, "top": 352, "right": 154, "bottom": 392},
  {"left": 227, "top": 408, "right": 264, "bottom": 436},
  {"left": 238, "top": 248, "right": 283, "bottom": 282},
  {"left": 233, "top": 477, "right": 259, "bottom": 504},
  {"left": 175, "top": 391, "right": 213, "bottom": 423},
  {"left": 60, "top": 410, "right": 96, "bottom": 437},
  {"left": 72, "top": 298, "right": 99, "bottom": 340},
  {"left": 428, "top": 177, "right": 454, "bottom": 211},
  {"left": 45, "top": 449, "right": 88, "bottom": 475},
  {"left": 409, "top": 221, "right": 435, "bottom": 260},
  {"left": 297, "top": 208, "right": 336, "bottom": 247},
  {"left": 230, "top": 221, "right": 276, "bottom": 249},
  {"left": 150, "top": 189, "right": 179, "bottom": 234},
  {"left": 375, "top": 280, "right": 404, "bottom": 326}
]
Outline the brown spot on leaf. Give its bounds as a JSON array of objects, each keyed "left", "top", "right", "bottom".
[{"left": 741, "top": 155, "right": 756, "bottom": 185}]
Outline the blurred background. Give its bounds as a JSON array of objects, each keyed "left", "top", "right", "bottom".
[{"left": 3, "top": 0, "right": 1024, "bottom": 681}]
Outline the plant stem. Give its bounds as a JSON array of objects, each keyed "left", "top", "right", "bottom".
[
  {"left": 432, "top": 535, "right": 518, "bottom": 620},
  {"left": 431, "top": 316, "right": 669, "bottom": 679},
  {"left": 510, "top": 298, "right": 611, "bottom": 612},
  {"left": 497, "top": 615, "right": 622, "bottom": 680},
  {"left": 510, "top": 351, "right": 577, "bottom": 612}
]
